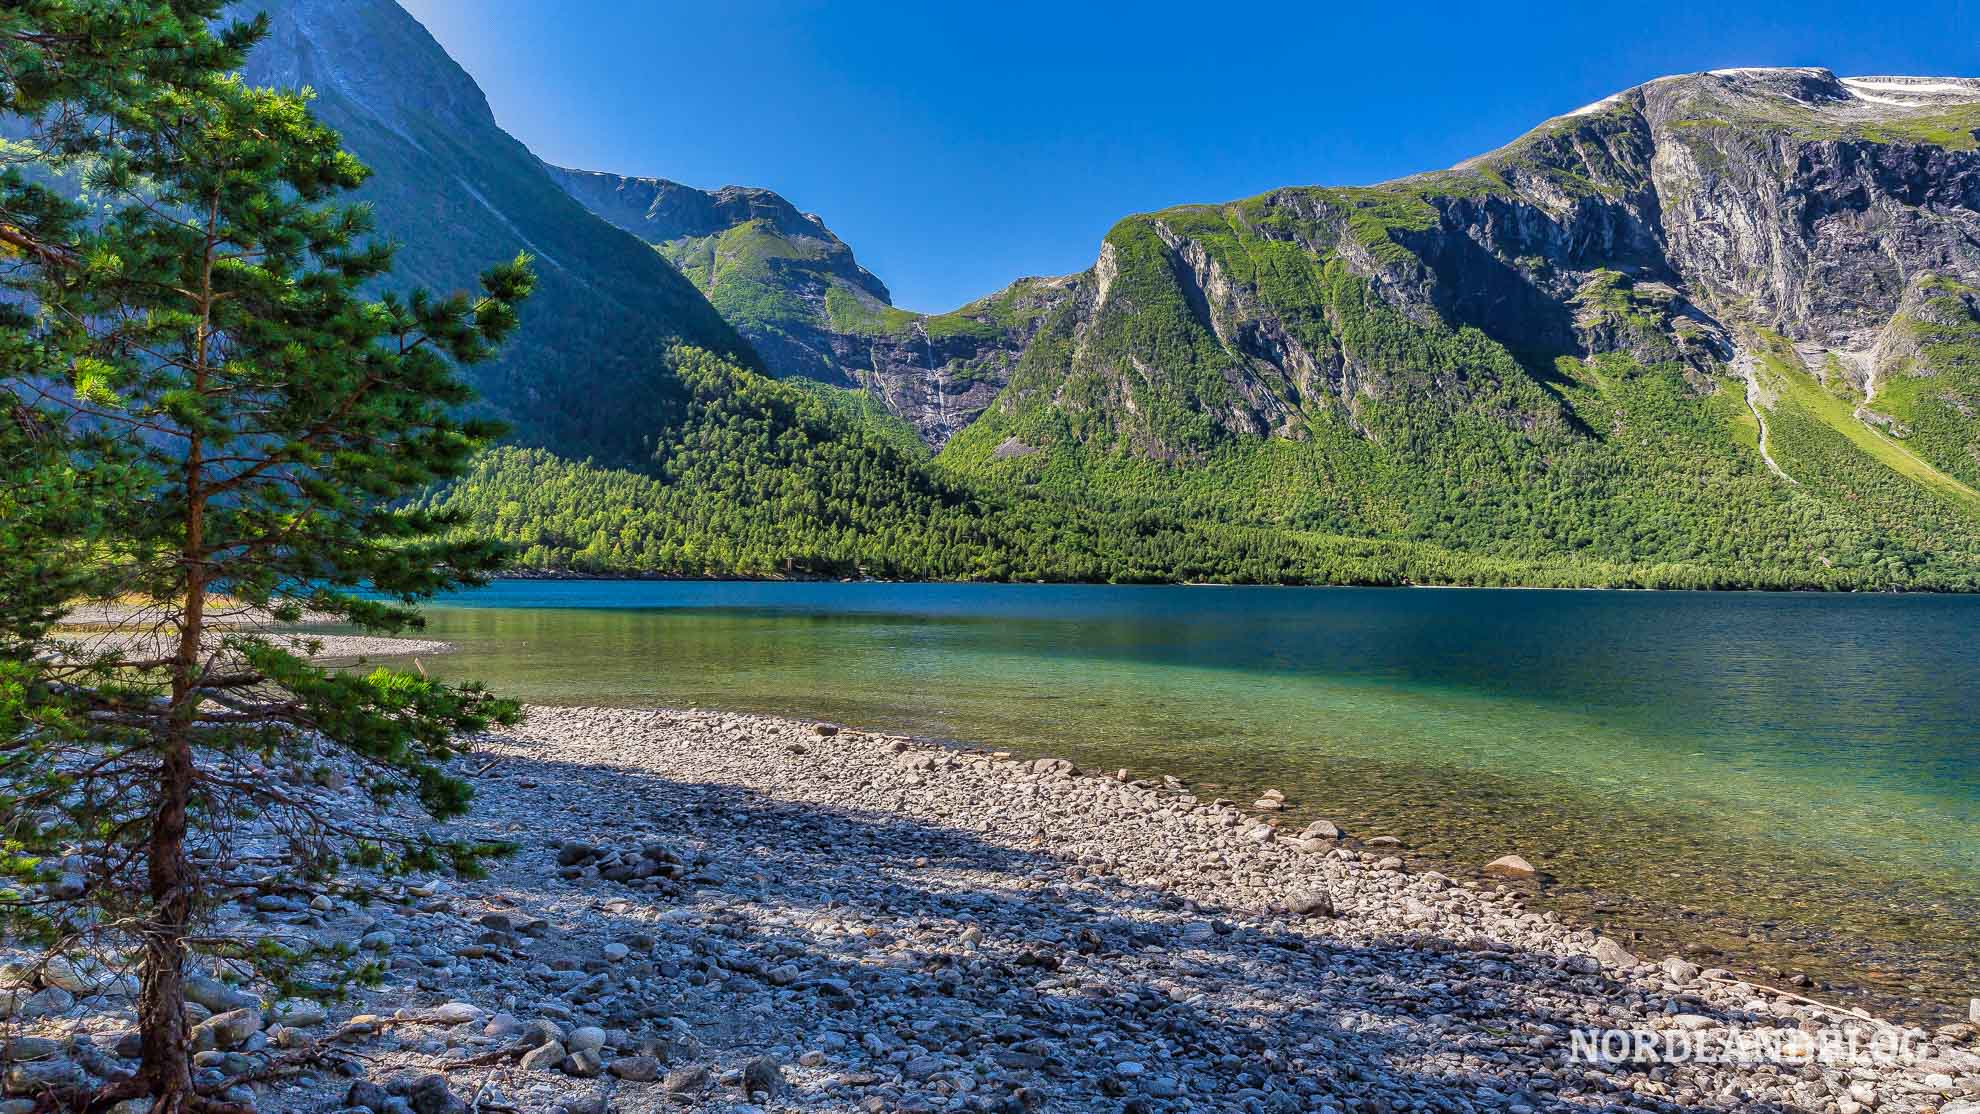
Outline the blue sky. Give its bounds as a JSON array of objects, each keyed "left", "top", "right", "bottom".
[{"left": 398, "top": 0, "right": 1975, "bottom": 313}]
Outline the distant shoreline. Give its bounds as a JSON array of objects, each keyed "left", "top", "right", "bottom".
[{"left": 486, "top": 569, "right": 1944, "bottom": 595}]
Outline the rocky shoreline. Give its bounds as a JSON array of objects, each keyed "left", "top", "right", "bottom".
[
  {"left": 51, "top": 606, "right": 454, "bottom": 664},
  {"left": 5, "top": 704, "right": 1979, "bottom": 1113}
]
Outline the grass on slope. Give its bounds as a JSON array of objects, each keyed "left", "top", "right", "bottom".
[
  {"left": 1864, "top": 277, "right": 1980, "bottom": 490},
  {"left": 1760, "top": 344, "right": 1980, "bottom": 509}
]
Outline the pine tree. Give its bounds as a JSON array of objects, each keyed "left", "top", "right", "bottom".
[{"left": 1, "top": 6, "right": 532, "bottom": 1111}]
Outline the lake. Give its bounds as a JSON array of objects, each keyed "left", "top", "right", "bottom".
[{"left": 350, "top": 580, "right": 1980, "bottom": 1023}]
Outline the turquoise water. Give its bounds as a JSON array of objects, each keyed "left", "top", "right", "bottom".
[{"left": 355, "top": 582, "right": 1980, "bottom": 1021}]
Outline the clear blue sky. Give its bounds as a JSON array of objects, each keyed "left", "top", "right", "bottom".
[{"left": 398, "top": 0, "right": 1975, "bottom": 313}]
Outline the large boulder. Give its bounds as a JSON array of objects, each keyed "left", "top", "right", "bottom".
[
  {"left": 183, "top": 976, "right": 260, "bottom": 1014},
  {"left": 191, "top": 1008, "right": 262, "bottom": 1052},
  {"left": 1592, "top": 936, "right": 1638, "bottom": 970},
  {"left": 1482, "top": 854, "right": 1538, "bottom": 880}
]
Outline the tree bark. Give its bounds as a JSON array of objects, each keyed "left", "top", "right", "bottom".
[
  {"left": 135, "top": 726, "right": 196, "bottom": 1114},
  {"left": 140, "top": 321, "right": 208, "bottom": 1110}
]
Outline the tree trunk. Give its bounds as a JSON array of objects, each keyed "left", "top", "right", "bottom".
[
  {"left": 137, "top": 711, "right": 198, "bottom": 1111},
  {"left": 140, "top": 416, "right": 207, "bottom": 1112}
]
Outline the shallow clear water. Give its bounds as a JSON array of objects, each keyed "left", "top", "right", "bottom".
[{"left": 354, "top": 581, "right": 1980, "bottom": 1022}]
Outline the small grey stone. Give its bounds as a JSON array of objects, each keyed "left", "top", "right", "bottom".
[
  {"left": 272, "top": 998, "right": 328, "bottom": 1027},
  {"left": 1661, "top": 956, "right": 1702, "bottom": 984},
  {"left": 1592, "top": 937, "right": 1638, "bottom": 970},
  {"left": 1287, "top": 891, "right": 1334, "bottom": 917},
  {"left": 191, "top": 1008, "right": 261, "bottom": 1052},
  {"left": 46, "top": 873, "right": 86, "bottom": 900},
  {"left": 345, "top": 1081, "right": 392, "bottom": 1113},
  {"left": 21, "top": 986, "right": 73, "bottom": 1018},
  {"left": 607, "top": 1055, "right": 661, "bottom": 1082},
  {"left": 5, "top": 1059, "right": 85, "bottom": 1093},
  {"left": 406, "top": 1073, "right": 467, "bottom": 1114},
  {"left": 183, "top": 976, "right": 258, "bottom": 1015},
  {"left": 518, "top": 1040, "right": 565, "bottom": 1072},
  {"left": 518, "top": 1019, "right": 563, "bottom": 1049},
  {"left": 903, "top": 1054, "right": 944, "bottom": 1080},
  {"left": 38, "top": 956, "right": 98, "bottom": 994},
  {"left": 740, "top": 1055, "right": 782, "bottom": 1094},
  {"left": 482, "top": 1012, "right": 523, "bottom": 1039},
  {"left": 565, "top": 1025, "right": 606, "bottom": 1053},
  {"left": 561, "top": 1049, "right": 603, "bottom": 1079},
  {"left": 426, "top": 1001, "right": 482, "bottom": 1026},
  {"left": 663, "top": 1064, "right": 710, "bottom": 1094},
  {"left": 0, "top": 1037, "right": 61, "bottom": 1062}
]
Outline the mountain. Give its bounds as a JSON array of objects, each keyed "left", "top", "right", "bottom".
[
  {"left": 547, "top": 166, "right": 1069, "bottom": 449},
  {"left": 926, "top": 68, "right": 1980, "bottom": 588},
  {"left": 425, "top": 346, "right": 1696, "bottom": 587},
  {"left": 233, "top": 0, "right": 756, "bottom": 467},
  {"left": 211, "top": 9, "right": 1980, "bottom": 589}
]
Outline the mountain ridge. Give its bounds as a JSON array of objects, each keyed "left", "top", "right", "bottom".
[
  {"left": 546, "top": 163, "right": 1073, "bottom": 450},
  {"left": 219, "top": 11, "right": 1980, "bottom": 589},
  {"left": 231, "top": 0, "right": 759, "bottom": 467},
  {"left": 943, "top": 66, "right": 1980, "bottom": 454}
]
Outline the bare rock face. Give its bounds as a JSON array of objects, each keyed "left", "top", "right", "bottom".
[
  {"left": 957, "top": 68, "right": 1980, "bottom": 460},
  {"left": 547, "top": 167, "right": 1073, "bottom": 449},
  {"left": 1644, "top": 71, "right": 1980, "bottom": 349},
  {"left": 831, "top": 277, "right": 1079, "bottom": 448}
]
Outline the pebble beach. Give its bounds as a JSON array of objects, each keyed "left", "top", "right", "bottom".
[{"left": 9, "top": 702, "right": 1980, "bottom": 1113}]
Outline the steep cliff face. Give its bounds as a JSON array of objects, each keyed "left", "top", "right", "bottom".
[
  {"left": 947, "top": 68, "right": 1980, "bottom": 464},
  {"left": 1645, "top": 72, "right": 1980, "bottom": 366},
  {"left": 1860, "top": 273, "right": 1980, "bottom": 486},
  {"left": 932, "top": 68, "right": 1980, "bottom": 586},
  {"left": 233, "top": 0, "right": 754, "bottom": 467},
  {"left": 547, "top": 167, "right": 1063, "bottom": 449},
  {"left": 822, "top": 277, "right": 1079, "bottom": 448}
]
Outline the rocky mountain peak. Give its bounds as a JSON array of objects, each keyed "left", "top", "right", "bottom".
[
  {"left": 1837, "top": 74, "right": 1980, "bottom": 107},
  {"left": 1628, "top": 67, "right": 1980, "bottom": 130},
  {"left": 236, "top": 0, "right": 497, "bottom": 138},
  {"left": 545, "top": 165, "right": 891, "bottom": 306}
]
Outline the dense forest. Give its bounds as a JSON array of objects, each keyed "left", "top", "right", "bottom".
[{"left": 421, "top": 347, "right": 1980, "bottom": 590}]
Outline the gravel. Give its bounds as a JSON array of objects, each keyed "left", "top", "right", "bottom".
[{"left": 5, "top": 703, "right": 1978, "bottom": 1113}]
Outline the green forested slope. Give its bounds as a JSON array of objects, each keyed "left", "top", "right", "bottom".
[
  {"left": 1862, "top": 276, "right": 1980, "bottom": 490},
  {"left": 422, "top": 348, "right": 1980, "bottom": 589}
]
